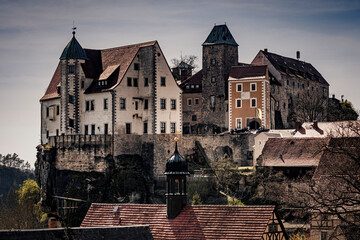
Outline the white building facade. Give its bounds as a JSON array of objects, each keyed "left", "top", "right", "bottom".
[{"left": 40, "top": 32, "right": 182, "bottom": 144}]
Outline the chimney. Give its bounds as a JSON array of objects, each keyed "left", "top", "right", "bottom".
[
  {"left": 264, "top": 48, "right": 268, "bottom": 53},
  {"left": 296, "top": 51, "right": 300, "bottom": 60},
  {"left": 313, "top": 121, "right": 318, "bottom": 130},
  {"left": 295, "top": 122, "right": 302, "bottom": 131},
  {"left": 332, "top": 94, "right": 335, "bottom": 99}
]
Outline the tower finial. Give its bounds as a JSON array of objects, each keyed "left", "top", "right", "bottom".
[
  {"left": 72, "top": 21, "right": 76, "bottom": 37},
  {"left": 174, "top": 137, "right": 179, "bottom": 152}
]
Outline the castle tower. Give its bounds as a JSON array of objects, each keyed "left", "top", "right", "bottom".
[
  {"left": 59, "top": 29, "right": 88, "bottom": 134},
  {"left": 164, "top": 138, "right": 189, "bottom": 219},
  {"left": 201, "top": 24, "right": 238, "bottom": 132}
]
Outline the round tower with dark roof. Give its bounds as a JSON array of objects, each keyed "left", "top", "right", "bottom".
[
  {"left": 59, "top": 29, "right": 88, "bottom": 135},
  {"left": 164, "top": 137, "right": 190, "bottom": 219}
]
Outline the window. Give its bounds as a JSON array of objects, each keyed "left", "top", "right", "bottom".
[
  {"left": 251, "top": 98, "right": 257, "bottom": 108},
  {"left": 104, "top": 124, "right": 108, "bottom": 135},
  {"left": 91, "top": 124, "right": 95, "bottom": 134},
  {"left": 56, "top": 105, "right": 60, "bottom": 115},
  {"left": 86, "top": 100, "right": 95, "bottom": 111},
  {"left": 81, "top": 81, "right": 84, "bottom": 89},
  {"left": 160, "top": 99, "right": 166, "bottom": 109},
  {"left": 236, "top": 118, "right": 242, "bottom": 129},
  {"left": 134, "top": 63, "right": 139, "bottom": 70},
  {"left": 236, "top": 99, "right": 242, "bottom": 108},
  {"left": 170, "top": 123, "right": 176, "bottom": 133},
  {"left": 210, "top": 95, "right": 215, "bottom": 109},
  {"left": 171, "top": 99, "right": 176, "bottom": 110},
  {"left": 144, "top": 99, "right": 149, "bottom": 110},
  {"left": 188, "top": 98, "right": 192, "bottom": 106},
  {"left": 126, "top": 123, "right": 131, "bottom": 134},
  {"left": 104, "top": 99, "right": 108, "bottom": 110},
  {"left": 85, "top": 125, "right": 88, "bottom": 135},
  {"left": 161, "top": 77, "right": 166, "bottom": 86},
  {"left": 160, "top": 122, "right": 166, "bottom": 133},
  {"left": 120, "top": 98, "right": 126, "bottom": 110},
  {"left": 250, "top": 83, "right": 256, "bottom": 91},
  {"left": 194, "top": 98, "right": 199, "bottom": 106},
  {"left": 236, "top": 83, "right": 243, "bottom": 92},
  {"left": 46, "top": 107, "right": 49, "bottom": 117},
  {"left": 133, "top": 78, "right": 138, "bottom": 87},
  {"left": 69, "top": 119, "right": 74, "bottom": 128},
  {"left": 143, "top": 121, "right": 148, "bottom": 134},
  {"left": 69, "top": 95, "right": 74, "bottom": 104},
  {"left": 211, "top": 59, "right": 216, "bottom": 65},
  {"left": 144, "top": 78, "right": 149, "bottom": 87},
  {"left": 135, "top": 101, "right": 138, "bottom": 110},
  {"left": 68, "top": 65, "right": 75, "bottom": 73},
  {"left": 127, "top": 77, "right": 132, "bottom": 86},
  {"left": 192, "top": 115, "right": 197, "bottom": 121},
  {"left": 211, "top": 77, "right": 216, "bottom": 83},
  {"left": 46, "top": 130, "right": 49, "bottom": 139},
  {"left": 56, "top": 129, "right": 59, "bottom": 136}
]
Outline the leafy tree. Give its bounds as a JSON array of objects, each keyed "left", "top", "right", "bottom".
[
  {"left": 0, "top": 153, "right": 32, "bottom": 170},
  {"left": 191, "top": 192, "right": 202, "bottom": 205},
  {"left": 0, "top": 179, "right": 46, "bottom": 229}
]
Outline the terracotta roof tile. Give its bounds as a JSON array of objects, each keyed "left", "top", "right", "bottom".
[
  {"left": 81, "top": 204, "right": 276, "bottom": 240},
  {"left": 41, "top": 41, "right": 156, "bottom": 101},
  {"left": 261, "top": 138, "right": 330, "bottom": 167},
  {"left": 40, "top": 62, "right": 61, "bottom": 101}
]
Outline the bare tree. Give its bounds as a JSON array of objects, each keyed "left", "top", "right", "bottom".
[
  {"left": 293, "top": 92, "right": 327, "bottom": 122},
  {"left": 171, "top": 54, "right": 199, "bottom": 70}
]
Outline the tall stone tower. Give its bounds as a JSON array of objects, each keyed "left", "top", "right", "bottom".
[
  {"left": 164, "top": 138, "right": 189, "bottom": 219},
  {"left": 201, "top": 24, "right": 238, "bottom": 132},
  {"left": 59, "top": 30, "right": 87, "bottom": 135}
]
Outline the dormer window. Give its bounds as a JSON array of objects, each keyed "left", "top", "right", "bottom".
[
  {"left": 57, "top": 86, "right": 61, "bottom": 94},
  {"left": 68, "top": 65, "right": 75, "bottom": 74}
]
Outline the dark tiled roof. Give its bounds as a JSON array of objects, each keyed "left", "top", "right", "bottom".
[
  {"left": 175, "top": 61, "right": 193, "bottom": 69},
  {"left": 261, "top": 138, "right": 330, "bottom": 167},
  {"left": 229, "top": 65, "right": 267, "bottom": 79},
  {"left": 165, "top": 143, "right": 189, "bottom": 175},
  {"left": 60, "top": 36, "right": 88, "bottom": 60},
  {"left": 81, "top": 203, "right": 277, "bottom": 240},
  {"left": 180, "top": 69, "right": 202, "bottom": 93},
  {"left": 261, "top": 50, "right": 329, "bottom": 86},
  {"left": 41, "top": 41, "right": 156, "bottom": 101},
  {"left": 203, "top": 25, "right": 238, "bottom": 46}
]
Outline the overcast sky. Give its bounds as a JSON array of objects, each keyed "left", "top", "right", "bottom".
[{"left": 0, "top": 0, "right": 359, "bottom": 166}]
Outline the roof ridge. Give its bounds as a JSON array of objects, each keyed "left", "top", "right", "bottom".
[{"left": 85, "top": 40, "right": 157, "bottom": 52}]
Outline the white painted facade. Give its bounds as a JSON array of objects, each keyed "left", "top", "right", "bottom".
[{"left": 41, "top": 40, "right": 182, "bottom": 144}]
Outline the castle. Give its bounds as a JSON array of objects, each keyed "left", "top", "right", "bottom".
[
  {"left": 40, "top": 30, "right": 182, "bottom": 145},
  {"left": 181, "top": 24, "right": 329, "bottom": 133}
]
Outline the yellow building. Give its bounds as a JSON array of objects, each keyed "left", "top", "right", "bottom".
[{"left": 228, "top": 65, "right": 270, "bottom": 130}]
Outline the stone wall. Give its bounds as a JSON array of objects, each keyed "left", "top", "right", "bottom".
[{"left": 47, "top": 133, "right": 255, "bottom": 176}]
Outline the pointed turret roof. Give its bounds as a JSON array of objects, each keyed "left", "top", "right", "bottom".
[
  {"left": 203, "top": 24, "right": 238, "bottom": 46},
  {"left": 164, "top": 139, "right": 189, "bottom": 175},
  {"left": 60, "top": 31, "right": 88, "bottom": 60}
]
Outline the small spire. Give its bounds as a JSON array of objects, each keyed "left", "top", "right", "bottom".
[{"left": 174, "top": 137, "right": 179, "bottom": 152}]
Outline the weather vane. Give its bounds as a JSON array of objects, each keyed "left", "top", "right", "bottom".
[{"left": 72, "top": 20, "right": 76, "bottom": 36}]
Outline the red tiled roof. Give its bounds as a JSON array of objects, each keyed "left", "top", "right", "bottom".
[
  {"left": 261, "top": 138, "right": 330, "bottom": 167},
  {"left": 229, "top": 65, "right": 267, "bottom": 79},
  {"left": 40, "top": 62, "right": 61, "bottom": 101},
  {"left": 180, "top": 69, "right": 202, "bottom": 93},
  {"left": 81, "top": 204, "right": 276, "bottom": 240},
  {"left": 41, "top": 41, "right": 157, "bottom": 101}
]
